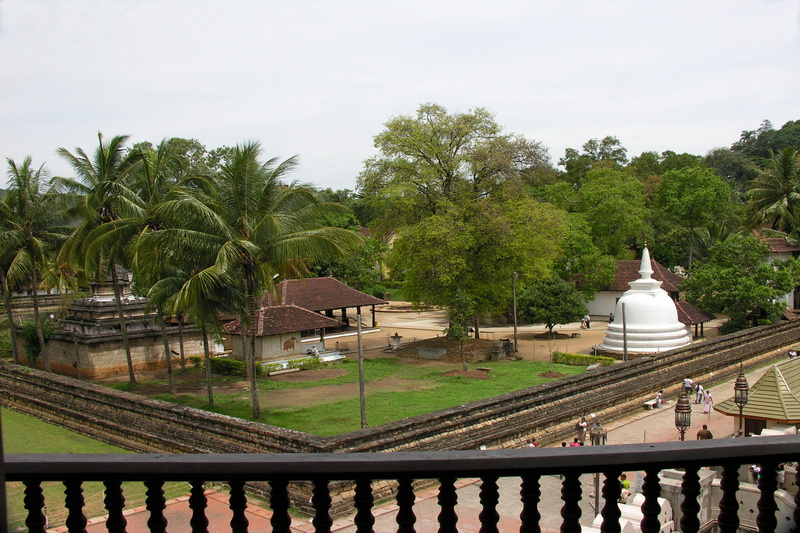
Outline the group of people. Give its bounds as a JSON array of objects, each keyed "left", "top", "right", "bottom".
[
  {"left": 580, "top": 314, "right": 591, "bottom": 329},
  {"left": 684, "top": 376, "right": 714, "bottom": 413}
]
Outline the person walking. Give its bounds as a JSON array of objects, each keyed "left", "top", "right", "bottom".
[
  {"left": 694, "top": 383, "right": 704, "bottom": 404},
  {"left": 703, "top": 391, "right": 713, "bottom": 414},
  {"left": 683, "top": 376, "right": 694, "bottom": 397},
  {"left": 696, "top": 424, "right": 714, "bottom": 439}
]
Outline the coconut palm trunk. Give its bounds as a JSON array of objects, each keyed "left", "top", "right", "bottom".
[
  {"left": 1, "top": 270, "right": 20, "bottom": 364},
  {"left": 202, "top": 328, "right": 215, "bottom": 407},
  {"left": 30, "top": 270, "right": 51, "bottom": 372},
  {"left": 246, "top": 277, "right": 261, "bottom": 419},
  {"left": 110, "top": 265, "right": 136, "bottom": 384},
  {"left": 177, "top": 314, "right": 186, "bottom": 370},
  {"left": 156, "top": 307, "right": 176, "bottom": 394}
]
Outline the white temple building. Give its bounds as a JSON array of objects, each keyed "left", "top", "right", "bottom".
[{"left": 598, "top": 247, "right": 692, "bottom": 354}]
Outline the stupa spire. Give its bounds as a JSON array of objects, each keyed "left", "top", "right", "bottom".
[{"left": 639, "top": 246, "right": 654, "bottom": 280}]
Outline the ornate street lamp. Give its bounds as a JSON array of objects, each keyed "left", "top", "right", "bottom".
[
  {"left": 734, "top": 363, "right": 750, "bottom": 437},
  {"left": 674, "top": 392, "right": 692, "bottom": 441}
]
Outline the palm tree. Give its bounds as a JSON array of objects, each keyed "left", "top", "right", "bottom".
[
  {"left": 746, "top": 147, "right": 800, "bottom": 233},
  {"left": 136, "top": 141, "right": 361, "bottom": 419},
  {"left": 53, "top": 133, "right": 141, "bottom": 383},
  {"left": 1, "top": 157, "right": 68, "bottom": 371}
]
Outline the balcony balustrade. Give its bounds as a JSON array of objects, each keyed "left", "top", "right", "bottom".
[{"left": 4, "top": 436, "right": 800, "bottom": 532}]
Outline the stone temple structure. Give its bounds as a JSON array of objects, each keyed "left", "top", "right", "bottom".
[
  {"left": 598, "top": 247, "right": 692, "bottom": 354},
  {"left": 28, "top": 269, "right": 203, "bottom": 378}
]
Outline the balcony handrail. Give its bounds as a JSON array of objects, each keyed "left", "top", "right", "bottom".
[{"left": 6, "top": 436, "right": 800, "bottom": 482}]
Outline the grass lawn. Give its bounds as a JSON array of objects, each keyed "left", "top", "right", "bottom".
[
  {"left": 155, "top": 358, "right": 586, "bottom": 436},
  {"left": 2, "top": 409, "right": 190, "bottom": 530}
]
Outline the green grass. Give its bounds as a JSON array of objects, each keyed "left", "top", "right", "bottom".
[
  {"left": 158, "top": 358, "right": 585, "bottom": 436},
  {"left": 2, "top": 409, "right": 189, "bottom": 530}
]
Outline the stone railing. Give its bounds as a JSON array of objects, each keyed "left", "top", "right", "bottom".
[{"left": 6, "top": 437, "right": 800, "bottom": 532}]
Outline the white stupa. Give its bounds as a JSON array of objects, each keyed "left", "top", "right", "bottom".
[{"left": 599, "top": 247, "right": 692, "bottom": 354}]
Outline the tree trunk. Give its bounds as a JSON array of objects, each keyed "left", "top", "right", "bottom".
[
  {"left": 1, "top": 270, "right": 21, "bottom": 364},
  {"left": 30, "top": 271, "right": 51, "bottom": 372},
  {"left": 177, "top": 314, "right": 186, "bottom": 371},
  {"left": 156, "top": 307, "right": 176, "bottom": 394},
  {"left": 202, "top": 327, "right": 214, "bottom": 407},
  {"left": 110, "top": 266, "right": 136, "bottom": 384},
  {"left": 245, "top": 273, "right": 261, "bottom": 420},
  {"left": 473, "top": 314, "right": 481, "bottom": 339}
]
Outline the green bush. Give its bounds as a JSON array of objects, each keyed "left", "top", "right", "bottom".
[
  {"left": 286, "top": 357, "right": 328, "bottom": 371},
  {"left": 552, "top": 351, "right": 615, "bottom": 367},
  {"left": 21, "top": 319, "right": 55, "bottom": 365},
  {"left": 262, "top": 363, "right": 284, "bottom": 375},
  {"left": 188, "top": 356, "right": 202, "bottom": 369},
  {"left": 208, "top": 357, "right": 263, "bottom": 377}
]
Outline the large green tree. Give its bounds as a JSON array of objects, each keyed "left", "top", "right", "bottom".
[
  {"left": 558, "top": 136, "right": 628, "bottom": 185},
  {"left": 683, "top": 235, "right": 800, "bottom": 333},
  {"left": 388, "top": 198, "right": 566, "bottom": 338},
  {"left": 517, "top": 277, "right": 588, "bottom": 334},
  {"left": 552, "top": 215, "right": 616, "bottom": 295},
  {"left": 652, "top": 166, "right": 732, "bottom": 268},
  {"left": 577, "top": 167, "right": 650, "bottom": 258},
  {"left": 358, "top": 103, "right": 554, "bottom": 231}
]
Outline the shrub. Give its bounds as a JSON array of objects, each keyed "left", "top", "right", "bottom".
[
  {"left": 188, "top": 356, "right": 202, "bottom": 369},
  {"left": 287, "top": 358, "right": 328, "bottom": 371},
  {"left": 552, "top": 351, "right": 615, "bottom": 367},
  {"left": 208, "top": 357, "right": 263, "bottom": 377},
  {"left": 21, "top": 319, "right": 55, "bottom": 365}
]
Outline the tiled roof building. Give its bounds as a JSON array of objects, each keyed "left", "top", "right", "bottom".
[
  {"left": 222, "top": 305, "right": 342, "bottom": 336},
  {"left": 265, "top": 277, "right": 388, "bottom": 329},
  {"left": 716, "top": 358, "right": 800, "bottom": 436}
]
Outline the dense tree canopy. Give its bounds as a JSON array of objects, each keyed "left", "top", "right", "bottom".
[
  {"left": 358, "top": 103, "right": 554, "bottom": 231},
  {"left": 683, "top": 235, "right": 800, "bottom": 333},
  {"left": 577, "top": 167, "right": 650, "bottom": 258},
  {"left": 558, "top": 136, "right": 628, "bottom": 185},
  {"left": 388, "top": 198, "right": 566, "bottom": 338},
  {"left": 652, "top": 166, "right": 732, "bottom": 268}
]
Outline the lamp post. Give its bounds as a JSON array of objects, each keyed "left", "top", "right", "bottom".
[
  {"left": 734, "top": 363, "right": 749, "bottom": 437},
  {"left": 512, "top": 272, "right": 518, "bottom": 354},
  {"left": 674, "top": 392, "right": 692, "bottom": 441}
]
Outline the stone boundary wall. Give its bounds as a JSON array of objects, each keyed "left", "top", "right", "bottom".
[{"left": 1, "top": 319, "right": 799, "bottom": 515}]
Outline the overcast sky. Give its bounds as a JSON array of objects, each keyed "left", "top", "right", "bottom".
[{"left": 1, "top": 0, "right": 798, "bottom": 191}]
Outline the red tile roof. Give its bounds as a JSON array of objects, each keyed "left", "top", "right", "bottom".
[
  {"left": 675, "top": 301, "right": 717, "bottom": 325},
  {"left": 763, "top": 237, "right": 800, "bottom": 254},
  {"left": 752, "top": 229, "right": 800, "bottom": 253},
  {"left": 222, "top": 304, "right": 342, "bottom": 336},
  {"left": 266, "top": 277, "right": 388, "bottom": 311},
  {"left": 609, "top": 260, "right": 684, "bottom": 292}
]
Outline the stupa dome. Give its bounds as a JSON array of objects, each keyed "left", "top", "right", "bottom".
[{"left": 598, "top": 247, "right": 691, "bottom": 354}]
